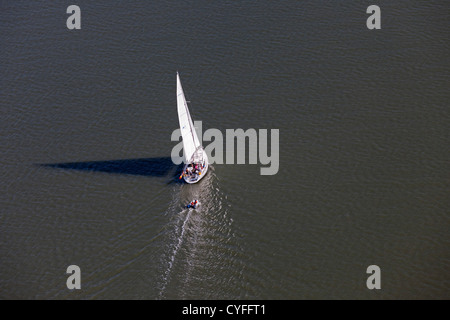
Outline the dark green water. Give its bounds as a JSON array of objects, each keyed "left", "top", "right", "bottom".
[{"left": 1, "top": 1, "right": 449, "bottom": 299}]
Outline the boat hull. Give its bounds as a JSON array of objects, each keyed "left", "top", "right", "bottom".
[
  {"left": 183, "top": 149, "right": 209, "bottom": 184},
  {"left": 187, "top": 201, "right": 200, "bottom": 209}
]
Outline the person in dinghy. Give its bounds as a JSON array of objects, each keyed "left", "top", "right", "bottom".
[{"left": 187, "top": 199, "right": 199, "bottom": 209}]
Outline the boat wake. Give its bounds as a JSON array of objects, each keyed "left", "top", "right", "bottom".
[
  {"left": 158, "top": 207, "right": 191, "bottom": 298},
  {"left": 157, "top": 168, "right": 234, "bottom": 299}
]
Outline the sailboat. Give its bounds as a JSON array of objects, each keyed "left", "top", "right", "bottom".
[{"left": 177, "top": 72, "right": 209, "bottom": 184}]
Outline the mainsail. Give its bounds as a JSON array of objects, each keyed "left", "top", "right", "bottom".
[{"left": 177, "top": 72, "right": 201, "bottom": 163}]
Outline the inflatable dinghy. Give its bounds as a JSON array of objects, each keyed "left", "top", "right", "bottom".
[{"left": 187, "top": 199, "right": 200, "bottom": 209}]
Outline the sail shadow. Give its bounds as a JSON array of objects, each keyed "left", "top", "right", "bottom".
[{"left": 40, "top": 157, "right": 183, "bottom": 179}]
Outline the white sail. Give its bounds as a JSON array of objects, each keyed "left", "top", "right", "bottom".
[
  {"left": 177, "top": 72, "right": 201, "bottom": 163},
  {"left": 176, "top": 72, "right": 209, "bottom": 184}
]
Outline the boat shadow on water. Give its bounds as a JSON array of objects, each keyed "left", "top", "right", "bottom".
[{"left": 39, "top": 157, "right": 185, "bottom": 183}]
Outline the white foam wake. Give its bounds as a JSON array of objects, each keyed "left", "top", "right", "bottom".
[{"left": 158, "top": 206, "right": 191, "bottom": 298}]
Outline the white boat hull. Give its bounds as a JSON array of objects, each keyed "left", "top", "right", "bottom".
[{"left": 183, "top": 149, "right": 209, "bottom": 184}]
